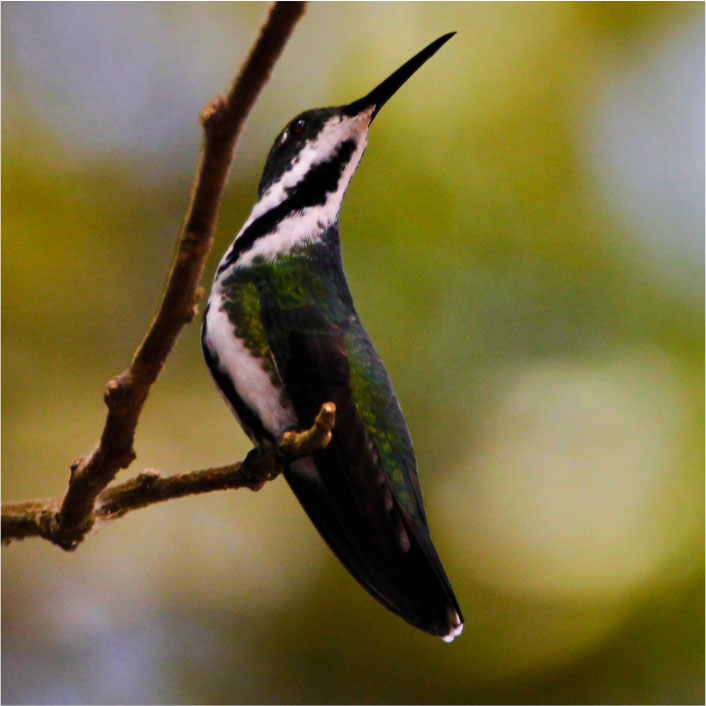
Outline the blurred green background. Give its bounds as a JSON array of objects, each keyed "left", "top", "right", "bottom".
[{"left": 2, "top": 2, "right": 704, "bottom": 704}]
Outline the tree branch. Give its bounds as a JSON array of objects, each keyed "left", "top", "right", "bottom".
[
  {"left": 2, "top": 2, "right": 308, "bottom": 551},
  {"left": 2, "top": 404, "right": 335, "bottom": 546}
]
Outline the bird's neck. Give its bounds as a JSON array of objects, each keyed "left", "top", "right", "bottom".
[{"left": 215, "top": 136, "right": 368, "bottom": 278}]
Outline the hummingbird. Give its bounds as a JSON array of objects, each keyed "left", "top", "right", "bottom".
[{"left": 202, "top": 33, "right": 463, "bottom": 642}]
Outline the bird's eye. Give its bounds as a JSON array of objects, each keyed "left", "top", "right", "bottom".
[{"left": 291, "top": 118, "right": 307, "bottom": 134}]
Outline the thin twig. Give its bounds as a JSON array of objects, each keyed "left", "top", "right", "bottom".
[
  {"left": 2, "top": 2, "right": 308, "bottom": 551},
  {"left": 2, "top": 403, "right": 335, "bottom": 546}
]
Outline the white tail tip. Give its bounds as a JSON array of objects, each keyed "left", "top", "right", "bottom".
[{"left": 441, "top": 621, "right": 464, "bottom": 643}]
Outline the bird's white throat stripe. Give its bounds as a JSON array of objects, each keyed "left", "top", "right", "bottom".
[
  {"left": 246, "top": 110, "right": 371, "bottom": 228},
  {"left": 233, "top": 209, "right": 327, "bottom": 269},
  {"left": 217, "top": 111, "right": 370, "bottom": 275},
  {"left": 204, "top": 293, "right": 296, "bottom": 436}
]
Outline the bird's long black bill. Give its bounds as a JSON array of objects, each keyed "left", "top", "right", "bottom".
[{"left": 344, "top": 32, "right": 455, "bottom": 122}]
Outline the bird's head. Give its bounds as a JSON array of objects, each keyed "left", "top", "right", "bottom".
[{"left": 257, "top": 33, "right": 455, "bottom": 201}]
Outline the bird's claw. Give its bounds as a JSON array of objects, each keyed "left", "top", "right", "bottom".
[{"left": 240, "top": 448, "right": 283, "bottom": 490}]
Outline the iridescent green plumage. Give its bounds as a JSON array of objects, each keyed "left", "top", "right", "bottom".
[{"left": 222, "top": 245, "right": 423, "bottom": 518}]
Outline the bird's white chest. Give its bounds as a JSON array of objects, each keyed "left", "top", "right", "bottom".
[{"left": 204, "top": 291, "right": 296, "bottom": 438}]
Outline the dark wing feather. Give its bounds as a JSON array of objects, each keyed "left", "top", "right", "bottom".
[{"left": 261, "top": 290, "right": 462, "bottom": 639}]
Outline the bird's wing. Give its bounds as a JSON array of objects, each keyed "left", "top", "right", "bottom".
[{"left": 259, "top": 277, "right": 462, "bottom": 639}]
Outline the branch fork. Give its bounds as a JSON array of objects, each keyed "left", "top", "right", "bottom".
[
  {"left": 1, "top": 2, "right": 309, "bottom": 550},
  {"left": 2, "top": 402, "right": 334, "bottom": 548}
]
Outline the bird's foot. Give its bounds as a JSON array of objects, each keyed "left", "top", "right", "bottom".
[
  {"left": 239, "top": 404, "right": 337, "bottom": 491},
  {"left": 240, "top": 448, "right": 283, "bottom": 491}
]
